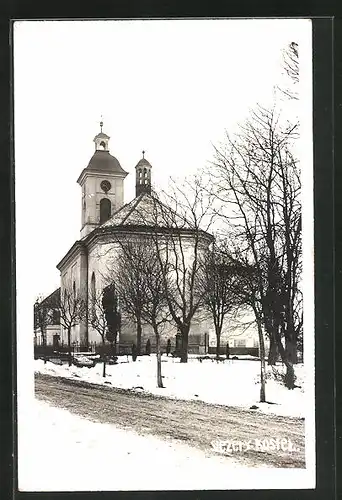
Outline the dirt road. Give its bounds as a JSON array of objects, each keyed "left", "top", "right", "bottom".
[{"left": 35, "top": 373, "right": 305, "bottom": 468}]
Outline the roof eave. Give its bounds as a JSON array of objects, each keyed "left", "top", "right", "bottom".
[
  {"left": 56, "top": 241, "right": 87, "bottom": 271},
  {"left": 96, "top": 224, "right": 214, "bottom": 240},
  {"left": 77, "top": 168, "right": 129, "bottom": 185}
]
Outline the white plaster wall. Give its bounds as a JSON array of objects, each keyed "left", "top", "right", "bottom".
[
  {"left": 59, "top": 255, "right": 82, "bottom": 344},
  {"left": 59, "top": 230, "right": 263, "bottom": 352},
  {"left": 81, "top": 173, "right": 125, "bottom": 238},
  {"left": 87, "top": 239, "right": 123, "bottom": 344},
  {"left": 85, "top": 233, "right": 211, "bottom": 348},
  {"left": 35, "top": 324, "right": 61, "bottom": 346}
]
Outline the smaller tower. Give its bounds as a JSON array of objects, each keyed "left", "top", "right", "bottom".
[{"left": 135, "top": 151, "right": 152, "bottom": 197}]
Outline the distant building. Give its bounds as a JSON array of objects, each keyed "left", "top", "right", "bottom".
[{"left": 34, "top": 288, "right": 61, "bottom": 347}]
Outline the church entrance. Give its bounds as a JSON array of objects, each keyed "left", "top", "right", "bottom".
[{"left": 53, "top": 334, "right": 60, "bottom": 349}]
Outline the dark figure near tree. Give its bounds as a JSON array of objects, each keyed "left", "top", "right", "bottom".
[
  {"left": 146, "top": 339, "right": 151, "bottom": 356},
  {"left": 166, "top": 338, "right": 171, "bottom": 357},
  {"left": 132, "top": 343, "right": 138, "bottom": 362}
]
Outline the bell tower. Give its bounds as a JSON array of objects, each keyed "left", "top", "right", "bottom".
[
  {"left": 77, "top": 121, "right": 128, "bottom": 238},
  {"left": 135, "top": 151, "right": 152, "bottom": 197}
]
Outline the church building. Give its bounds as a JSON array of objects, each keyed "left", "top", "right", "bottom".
[
  {"left": 55, "top": 123, "right": 213, "bottom": 352},
  {"left": 35, "top": 122, "right": 261, "bottom": 356}
]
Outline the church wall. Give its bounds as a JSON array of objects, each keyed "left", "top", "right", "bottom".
[
  {"left": 113, "top": 177, "right": 124, "bottom": 209},
  {"left": 79, "top": 248, "right": 88, "bottom": 345},
  {"left": 86, "top": 238, "right": 123, "bottom": 345},
  {"left": 82, "top": 174, "right": 125, "bottom": 232},
  {"left": 92, "top": 176, "right": 124, "bottom": 220},
  {"left": 83, "top": 177, "right": 97, "bottom": 226},
  {"left": 72, "top": 226, "right": 260, "bottom": 355},
  {"left": 87, "top": 239, "right": 122, "bottom": 292},
  {"left": 59, "top": 255, "right": 83, "bottom": 346}
]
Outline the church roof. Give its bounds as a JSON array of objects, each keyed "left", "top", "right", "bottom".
[
  {"left": 100, "top": 192, "right": 194, "bottom": 231},
  {"left": 58, "top": 192, "right": 213, "bottom": 271},
  {"left": 38, "top": 288, "right": 61, "bottom": 309},
  {"left": 85, "top": 150, "right": 128, "bottom": 175},
  {"left": 135, "top": 158, "right": 152, "bottom": 168}
]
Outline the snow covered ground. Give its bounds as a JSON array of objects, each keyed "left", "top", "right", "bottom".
[
  {"left": 20, "top": 398, "right": 315, "bottom": 491},
  {"left": 34, "top": 355, "right": 307, "bottom": 418},
  {"left": 20, "top": 398, "right": 244, "bottom": 491}
]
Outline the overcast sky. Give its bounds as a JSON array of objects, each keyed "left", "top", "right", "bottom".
[{"left": 14, "top": 19, "right": 312, "bottom": 301}]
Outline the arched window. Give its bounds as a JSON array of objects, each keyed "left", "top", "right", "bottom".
[
  {"left": 100, "top": 198, "right": 111, "bottom": 224},
  {"left": 100, "top": 141, "right": 106, "bottom": 150},
  {"left": 91, "top": 272, "right": 96, "bottom": 319},
  {"left": 73, "top": 281, "right": 76, "bottom": 298}
]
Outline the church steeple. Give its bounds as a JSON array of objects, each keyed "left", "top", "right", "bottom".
[
  {"left": 135, "top": 151, "right": 152, "bottom": 197},
  {"left": 77, "top": 122, "right": 128, "bottom": 238}
]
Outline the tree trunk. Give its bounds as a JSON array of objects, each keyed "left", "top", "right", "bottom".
[
  {"left": 136, "top": 316, "right": 142, "bottom": 356},
  {"left": 156, "top": 332, "right": 163, "bottom": 388},
  {"left": 180, "top": 327, "right": 189, "bottom": 363},
  {"left": 275, "top": 336, "right": 296, "bottom": 389},
  {"left": 41, "top": 328, "right": 47, "bottom": 364},
  {"left": 68, "top": 328, "right": 72, "bottom": 367},
  {"left": 102, "top": 340, "right": 106, "bottom": 377},
  {"left": 267, "top": 335, "right": 278, "bottom": 365},
  {"left": 256, "top": 320, "right": 266, "bottom": 403},
  {"left": 215, "top": 327, "right": 221, "bottom": 359},
  {"left": 285, "top": 337, "right": 297, "bottom": 364},
  {"left": 284, "top": 361, "right": 295, "bottom": 389},
  {"left": 113, "top": 333, "right": 118, "bottom": 357}
]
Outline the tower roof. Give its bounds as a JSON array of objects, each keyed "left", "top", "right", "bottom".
[
  {"left": 94, "top": 131, "right": 110, "bottom": 141},
  {"left": 135, "top": 150, "right": 152, "bottom": 169},
  {"left": 86, "top": 150, "right": 127, "bottom": 175},
  {"left": 135, "top": 157, "right": 152, "bottom": 168}
]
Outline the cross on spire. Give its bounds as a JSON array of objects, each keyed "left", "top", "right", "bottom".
[
  {"left": 142, "top": 150, "right": 145, "bottom": 159},
  {"left": 100, "top": 115, "right": 103, "bottom": 133}
]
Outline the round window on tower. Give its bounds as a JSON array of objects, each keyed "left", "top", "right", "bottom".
[{"left": 100, "top": 180, "right": 111, "bottom": 193}]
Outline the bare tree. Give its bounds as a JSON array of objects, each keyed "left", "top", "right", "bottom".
[
  {"left": 144, "top": 178, "right": 215, "bottom": 363},
  {"left": 57, "top": 284, "right": 85, "bottom": 366},
  {"left": 87, "top": 289, "right": 110, "bottom": 377},
  {"left": 34, "top": 296, "right": 52, "bottom": 364},
  {"left": 223, "top": 253, "right": 267, "bottom": 402},
  {"left": 111, "top": 238, "right": 171, "bottom": 387},
  {"left": 199, "top": 243, "right": 243, "bottom": 359},
  {"left": 140, "top": 243, "right": 172, "bottom": 387},
  {"left": 106, "top": 242, "right": 148, "bottom": 356},
  {"left": 101, "top": 175, "right": 214, "bottom": 364},
  {"left": 277, "top": 41, "right": 299, "bottom": 101},
  {"left": 210, "top": 104, "right": 302, "bottom": 389}
]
